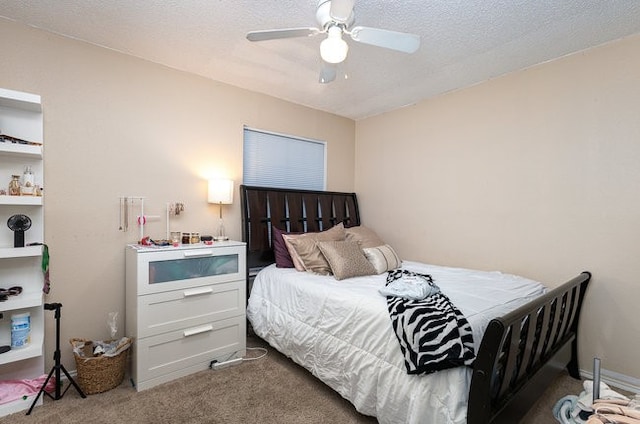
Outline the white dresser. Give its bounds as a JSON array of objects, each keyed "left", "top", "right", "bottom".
[{"left": 125, "top": 241, "right": 246, "bottom": 391}]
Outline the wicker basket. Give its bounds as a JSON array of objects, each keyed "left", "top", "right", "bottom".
[{"left": 70, "top": 337, "right": 131, "bottom": 395}]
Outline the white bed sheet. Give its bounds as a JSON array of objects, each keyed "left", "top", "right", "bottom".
[{"left": 247, "top": 261, "right": 546, "bottom": 424}]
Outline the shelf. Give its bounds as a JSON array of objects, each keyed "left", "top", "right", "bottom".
[
  {"left": 0, "top": 88, "right": 41, "bottom": 113},
  {"left": 0, "top": 246, "right": 42, "bottom": 259},
  {"left": 0, "top": 342, "right": 43, "bottom": 366},
  {"left": 0, "top": 143, "right": 42, "bottom": 158},
  {"left": 0, "top": 292, "right": 43, "bottom": 312},
  {"left": 0, "top": 393, "right": 41, "bottom": 416},
  {"left": 0, "top": 195, "right": 43, "bottom": 206}
]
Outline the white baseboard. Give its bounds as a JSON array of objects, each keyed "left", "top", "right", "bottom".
[{"left": 581, "top": 367, "right": 640, "bottom": 395}]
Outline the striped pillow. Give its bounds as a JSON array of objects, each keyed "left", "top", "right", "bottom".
[{"left": 363, "top": 244, "right": 401, "bottom": 274}]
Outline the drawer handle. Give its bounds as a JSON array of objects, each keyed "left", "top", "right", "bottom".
[
  {"left": 183, "top": 325, "right": 213, "bottom": 337},
  {"left": 183, "top": 250, "right": 214, "bottom": 257},
  {"left": 183, "top": 287, "right": 213, "bottom": 297}
]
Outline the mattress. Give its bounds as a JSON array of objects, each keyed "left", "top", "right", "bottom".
[{"left": 247, "top": 261, "right": 546, "bottom": 424}]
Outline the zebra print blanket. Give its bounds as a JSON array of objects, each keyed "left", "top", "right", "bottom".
[{"left": 385, "top": 269, "right": 476, "bottom": 374}]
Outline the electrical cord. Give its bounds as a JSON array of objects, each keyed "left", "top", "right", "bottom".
[
  {"left": 209, "top": 346, "right": 268, "bottom": 369},
  {"left": 243, "top": 346, "right": 268, "bottom": 361}
]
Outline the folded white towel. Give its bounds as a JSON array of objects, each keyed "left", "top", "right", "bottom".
[{"left": 379, "top": 274, "right": 440, "bottom": 300}]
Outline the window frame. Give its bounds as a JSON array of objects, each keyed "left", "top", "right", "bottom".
[{"left": 242, "top": 126, "right": 327, "bottom": 191}]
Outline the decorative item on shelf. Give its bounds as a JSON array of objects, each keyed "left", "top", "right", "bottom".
[
  {"left": 7, "top": 213, "right": 31, "bottom": 247},
  {"left": 166, "top": 202, "right": 185, "bottom": 243},
  {"left": 168, "top": 202, "right": 185, "bottom": 216},
  {"left": 139, "top": 237, "right": 170, "bottom": 247},
  {"left": 208, "top": 178, "right": 233, "bottom": 241},
  {"left": 118, "top": 196, "right": 145, "bottom": 240},
  {"left": 190, "top": 232, "right": 200, "bottom": 244},
  {"left": 0, "top": 285, "right": 23, "bottom": 301},
  {"left": 21, "top": 165, "right": 34, "bottom": 196},
  {"left": 0, "top": 132, "right": 42, "bottom": 146},
  {"left": 201, "top": 235, "right": 213, "bottom": 245},
  {"left": 140, "top": 236, "right": 153, "bottom": 246},
  {"left": 8, "top": 174, "right": 21, "bottom": 196}
]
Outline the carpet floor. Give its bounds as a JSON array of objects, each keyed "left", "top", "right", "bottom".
[{"left": 3, "top": 336, "right": 597, "bottom": 424}]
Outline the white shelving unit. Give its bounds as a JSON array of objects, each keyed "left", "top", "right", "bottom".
[{"left": 0, "top": 87, "right": 45, "bottom": 416}]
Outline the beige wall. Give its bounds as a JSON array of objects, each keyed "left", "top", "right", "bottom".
[
  {"left": 356, "top": 34, "right": 640, "bottom": 382},
  {"left": 0, "top": 19, "right": 355, "bottom": 371}
]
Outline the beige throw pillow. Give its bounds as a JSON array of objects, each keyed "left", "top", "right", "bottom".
[
  {"left": 363, "top": 244, "right": 401, "bottom": 274},
  {"left": 282, "top": 234, "right": 307, "bottom": 271},
  {"left": 283, "top": 223, "right": 346, "bottom": 275},
  {"left": 317, "top": 240, "right": 376, "bottom": 280},
  {"left": 345, "top": 225, "right": 385, "bottom": 248}
]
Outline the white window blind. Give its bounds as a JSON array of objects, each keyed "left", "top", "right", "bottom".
[{"left": 243, "top": 127, "right": 326, "bottom": 190}]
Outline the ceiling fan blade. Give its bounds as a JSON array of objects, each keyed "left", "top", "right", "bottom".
[
  {"left": 319, "top": 63, "right": 337, "bottom": 84},
  {"left": 330, "top": 0, "right": 355, "bottom": 22},
  {"left": 246, "top": 27, "right": 320, "bottom": 42},
  {"left": 349, "top": 26, "right": 420, "bottom": 54}
]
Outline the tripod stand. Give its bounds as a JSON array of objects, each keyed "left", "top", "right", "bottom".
[{"left": 27, "top": 302, "right": 86, "bottom": 415}]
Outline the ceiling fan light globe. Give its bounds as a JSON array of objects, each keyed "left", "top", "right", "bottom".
[{"left": 320, "top": 29, "right": 349, "bottom": 64}]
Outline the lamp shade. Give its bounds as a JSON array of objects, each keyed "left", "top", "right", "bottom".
[
  {"left": 208, "top": 179, "right": 234, "bottom": 204},
  {"left": 320, "top": 26, "right": 349, "bottom": 64}
]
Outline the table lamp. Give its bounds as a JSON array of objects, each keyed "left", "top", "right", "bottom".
[{"left": 208, "top": 178, "right": 233, "bottom": 241}]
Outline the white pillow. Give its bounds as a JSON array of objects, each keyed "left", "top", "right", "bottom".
[{"left": 363, "top": 244, "right": 401, "bottom": 274}]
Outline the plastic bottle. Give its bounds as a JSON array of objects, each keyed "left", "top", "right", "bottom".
[{"left": 11, "top": 312, "right": 31, "bottom": 349}]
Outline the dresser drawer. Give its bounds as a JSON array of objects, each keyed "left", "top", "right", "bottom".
[
  {"left": 128, "top": 244, "right": 246, "bottom": 295},
  {"left": 137, "top": 280, "right": 245, "bottom": 338},
  {"left": 135, "top": 315, "right": 246, "bottom": 384}
]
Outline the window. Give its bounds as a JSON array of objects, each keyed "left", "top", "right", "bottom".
[{"left": 243, "top": 127, "right": 326, "bottom": 190}]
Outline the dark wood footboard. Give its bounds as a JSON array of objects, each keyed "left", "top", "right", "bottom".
[{"left": 467, "top": 271, "right": 591, "bottom": 424}]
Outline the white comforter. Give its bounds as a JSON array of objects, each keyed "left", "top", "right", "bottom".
[{"left": 247, "top": 261, "right": 546, "bottom": 424}]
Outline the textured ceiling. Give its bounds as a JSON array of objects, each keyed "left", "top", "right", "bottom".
[{"left": 2, "top": 1, "right": 640, "bottom": 120}]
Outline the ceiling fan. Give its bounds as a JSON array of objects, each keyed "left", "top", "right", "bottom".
[{"left": 246, "top": 0, "right": 420, "bottom": 83}]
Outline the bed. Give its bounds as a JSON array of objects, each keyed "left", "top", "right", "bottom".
[{"left": 240, "top": 185, "right": 590, "bottom": 424}]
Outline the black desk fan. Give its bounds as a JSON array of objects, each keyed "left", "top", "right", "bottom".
[{"left": 7, "top": 214, "right": 31, "bottom": 247}]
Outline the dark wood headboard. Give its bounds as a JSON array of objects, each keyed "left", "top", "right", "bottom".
[{"left": 240, "top": 185, "right": 360, "bottom": 273}]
